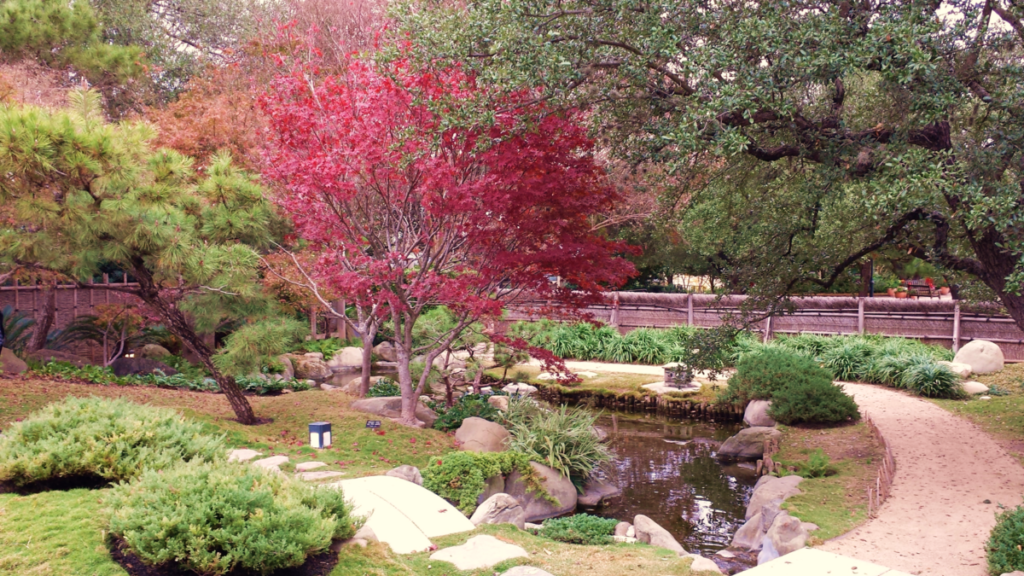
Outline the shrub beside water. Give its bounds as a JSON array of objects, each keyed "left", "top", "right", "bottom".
[
  {"left": 106, "top": 460, "right": 358, "bottom": 576},
  {"left": 718, "top": 347, "right": 829, "bottom": 407},
  {"left": 505, "top": 404, "right": 611, "bottom": 485},
  {"left": 0, "top": 397, "right": 224, "bottom": 487},
  {"left": 987, "top": 505, "right": 1024, "bottom": 575},
  {"left": 430, "top": 394, "right": 500, "bottom": 431},
  {"left": 421, "top": 451, "right": 537, "bottom": 514},
  {"left": 768, "top": 377, "right": 861, "bottom": 425},
  {"left": 366, "top": 378, "right": 401, "bottom": 398},
  {"left": 539, "top": 513, "right": 619, "bottom": 545}
]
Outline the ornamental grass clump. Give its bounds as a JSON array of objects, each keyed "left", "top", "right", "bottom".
[
  {"left": 0, "top": 397, "right": 224, "bottom": 487},
  {"left": 505, "top": 404, "right": 611, "bottom": 485},
  {"left": 106, "top": 460, "right": 359, "bottom": 575},
  {"left": 900, "top": 360, "right": 965, "bottom": 399}
]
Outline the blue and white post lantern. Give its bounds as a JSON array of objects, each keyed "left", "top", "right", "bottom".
[{"left": 309, "top": 421, "right": 332, "bottom": 449}]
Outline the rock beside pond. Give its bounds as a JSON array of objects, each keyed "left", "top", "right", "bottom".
[
  {"left": 487, "top": 395, "right": 509, "bottom": 411},
  {"left": 743, "top": 400, "right": 776, "bottom": 427},
  {"left": 504, "top": 462, "right": 577, "bottom": 523},
  {"left": 634, "top": 514, "right": 687, "bottom": 556},
  {"left": 577, "top": 479, "right": 622, "bottom": 509},
  {"left": 455, "top": 417, "right": 510, "bottom": 452},
  {"left": 470, "top": 493, "right": 525, "bottom": 530},
  {"left": 745, "top": 475, "right": 803, "bottom": 520},
  {"left": 429, "top": 535, "right": 528, "bottom": 571},
  {"left": 331, "top": 347, "right": 363, "bottom": 368},
  {"left": 731, "top": 512, "right": 765, "bottom": 551},
  {"left": 292, "top": 354, "right": 331, "bottom": 380},
  {"left": 350, "top": 397, "right": 438, "bottom": 428},
  {"left": 954, "top": 340, "right": 1004, "bottom": 374},
  {"left": 276, "top": 355, "right": 294, "bottom": 380},
  {"left": 757, "top": 512, "right": 808, "bottom": 564},
  {"left": 373, "top": 341, "right": 398, "bottom": 362},
  {"left": 614, "top": 521, "right": 632, "bottom": 537},
  {"left": 717, "top": 427, "right": 781, "bottom": 461},
  {"left": 384, "top": 464, "right": 422, "bottom": 486},
  {"left": 503, "top": 383, "right": 537, "bottom": 396},
  {"left": 685, "top": 554, "right": 724, "bottom": 574},
  {"left": 110, "top": 357, "right": 177, "bottom": 377}
]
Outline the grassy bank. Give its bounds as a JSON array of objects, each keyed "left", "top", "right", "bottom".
[
  {"left": 772, "top": 422, "right": 885, "bottom": 542},
  {"left": 489, "top": 364, "right": 722, "bottom": 405},
  {"left": 930, "top": 363, "right": 1024, "bottom": 464}
]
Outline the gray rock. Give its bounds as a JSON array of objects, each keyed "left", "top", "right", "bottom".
[
  {"left": 614, "top": 521, "right": 632, "bottom": 537},
  {"left": 276, "top": 355, "right": 294, "bottom": 380},
  {"left": 759, "top": 499, "right": 784, "bottom": 533},
  {"left": 429, "top": 535, "right": 528, "bottom": 571},
  {"left": 954, "top": 340, "right": 1004, "bottom": 374},
  {"left": 253, "top": 455, "right": 289, "bottom": 469},
  {"left": 717, "top": 427, "right": 782, "bottom": 461},
  {"left": 353, "top": 524, "right": 377, "bottom": 542},
  {"left": 295, "top": 461, "right": 326, "bottom": 471},
  {"left": 634, "top": 514, "right": 687, "bottom": 555},
  {"left": 136, "top": 344, "right": 172, "bottom": 359},
  {"left": 0, "top": 349, "right": 27, "bottom": 374},
  {"left": 745, "top": 475, "right": 803, "bottom": 520},
  {"left": 291, "top": 355, "right": 331, "bottom": 380},
  {"left": 227, "top": 449, "right": 261, "bottom": 462},
  {"left": 384, "top": 464, "right": 423, "bottom": 486},
  {"left": 350, "top": 396, "right": 438, "bottom": 428},
  {"left": 502, "top": 567, "right": 554, "bottom": 576},
  {"left": 577, "top": 479, "right": 622, "bottom": 509},
  {"left": 743, "top": 400, "right": 776, "bottom": 427},
  {"left": 110, "top": 357, "right": 177, "bottom": 377},
  {"left": 504, "top": 462, "right": 577, "bottom": 523},
  {"left": 479, "top": 474, "right": 505, "bottom": 504},
  {"left": 592, "top": 426, "right": 610, "bottom": 443},
  {"left": 455, "top": 417, "right": 510, "bottom": 452},
  {"left": 730, "top": 512, "right": 765, "bottom": 551},
  {"left": 757, "top": 534, "right": 780, "bottom": 565},
  {"left": 502, "top": 383, "right": 538, "bottom": 396},
  {"left": 332, "top": 347, "right": 364, "bottom": 367},
  {"left": 765, "top": 511, "right": 808, "bottom": 557},
  {"left": 685, "top": 554, "right": 724, "bottom": 574},
  {"left": 470, "top": 493, "right": 526, "bottom": 530},
  {"left": 373, "top": 341, "right": 398, "bottom": 362},
  {"left": 937, "top": 360, "right": 971, "bottom": 379},
  {"left": 963, "top": 381, "right": 990, "bottom": 395},
  {"left": 626, "top": 526, "right": 635, "bottom": 538},
  {"left": 488, "top": 395, "right": 509, "bottom": 411}
]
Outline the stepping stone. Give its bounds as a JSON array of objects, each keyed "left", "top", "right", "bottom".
[
  {"left": 253, "top": 455, "right": 289, "bottom": 469},
  {"left": 329, "top": 476, "right": 475, "bottom": 554},
  {"left": 429, "top": 535, "right": 528, "bottom": 570},
  {"left": 295, "top": 461, "right": 327, "bottom": 472},
  {"left": 502, "top": 568, "right": 555, "bottom": 576},
  {"left": 297, "top": 471, "right": 346, "bottom": 481},
  {"left": 228, "top": 449, "right": 261, "bottom": 462}
]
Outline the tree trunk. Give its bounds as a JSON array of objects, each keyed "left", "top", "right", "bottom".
[
  {"left": 359, "top": 333, "right": 374, "bottom": 397},
  {"left": 27, "top": 280, "right": 56, "bottom": 352},
  {"left": 393, "top": 309, "right": 422, "bottom": 426}
]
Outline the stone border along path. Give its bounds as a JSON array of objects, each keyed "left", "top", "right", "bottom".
[{"left": 820, "top": 381, "right": 1024, "bottom": 576}]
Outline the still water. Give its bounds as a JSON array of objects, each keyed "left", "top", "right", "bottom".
[{"left": 594, "top": 412, "right": 757, "bottom": 556}]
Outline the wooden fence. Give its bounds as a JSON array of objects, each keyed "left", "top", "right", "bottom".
[
  {"left": 0, "top": 277, "right": 140, "bottom": 331},
  {"left": 506, "top": 292, "right": 1024, "bottom": 361}
]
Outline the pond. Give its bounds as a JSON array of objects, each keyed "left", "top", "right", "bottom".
[{"left": 593, "top": 411, "right": 757, "bottom": 557}]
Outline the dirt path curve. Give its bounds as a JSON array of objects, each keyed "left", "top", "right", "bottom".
[{"left": 820, "top": 382, "right": 1024, "bottom": 576}]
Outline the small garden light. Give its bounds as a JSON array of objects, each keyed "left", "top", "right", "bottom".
[{"left": 309, "top": 421, "right": 332, "bottom": 449}]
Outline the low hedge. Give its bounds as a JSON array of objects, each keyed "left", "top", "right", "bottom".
[
  {"left": 539, "top": 513, "right": 619, "bottom": 545},
  {"left": 106, "top": 460, "right": 359, "bottom": 575},
  {"left": 0, "top": 397, "right": 224, "bottom": 487},
  {"left": 987, "top": 505, "right": 1024, "bottom": 575}
]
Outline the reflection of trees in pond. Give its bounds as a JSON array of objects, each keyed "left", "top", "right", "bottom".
[{"left": 597, "top": 414, "right": 756, "bottom": 555}]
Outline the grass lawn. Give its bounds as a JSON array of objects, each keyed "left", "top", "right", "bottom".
[
  {"left": 772, "top": 421, "right": 885, "bottom": 543},
  {"left": 929, "top": 363, "right": 1024, "bottom": 464}
]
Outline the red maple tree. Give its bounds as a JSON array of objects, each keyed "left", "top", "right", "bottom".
[{"left": 260, "top": 51, "right": 634, "bottom": 425}]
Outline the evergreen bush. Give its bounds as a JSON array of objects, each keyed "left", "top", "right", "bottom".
[
  {"left": 768, "top": 378, "right": 861, "bottom": 425},
  {"left": 988, "top": 505, "right": 1024, "bottom": 575},
  {"left": 718, "top": 347, "right": 829, "bottom": 407},
  {"left": 540, "top": 513, "right": 619, "bottom": 545},
  {"left": 106, "top": 460, "right": 358, "bottom": 575},
  {"left": 0, "top": 397, "right": 224, "bottom": 487},
  {"left": 430, "top": 394, "right": 500, "bottom": 431},
  {"left": 421, "top": 451, "right": 538, "bottom": 514}
]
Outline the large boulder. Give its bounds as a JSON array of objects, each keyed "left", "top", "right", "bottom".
[
  {"left": 373, "top": 341, "right": 398, "bottom": 362},
  {"left": 758, "top": 512, "right": 809, "bottom": 564},
  {"left": 745, "top": 476, "right": 803, "bottom": 520},
  {"left": 429, "top": 535, "right": 528, "bottom": 571},
  {"left": 717, "top": 427, "right": 782, "bottom": 461},
  {"left": 743, "top": 400, "right": 776, "bottom": 427},
  {"left": 487, "top": 395, "right": 509, "bottom": 411},
  {"left": 384, "top": 464, "right": 423, "bottom": 486},
  {"left": 0, "top": 348, "right": 27, "bottom": 374},
  {"left": 110, "top": 357, "right": 177, "bottom": 377},
  {"left": 25, "top": 349, "right": 92, "bottom": 368},
  {"left": 577, "top": 479, "right": 622, "bottom": 509},
  {"left": 455, "top": 417, "right": 510, "bottom": 452},
  {"left": 730, "top": 512, "right": 765, "bottom": 551},
  {"left": 478, "top": 475, "right": 506, "bottom": 505},
  {"left": 291, "top": 354, "right": 331, "bottom": 380},
  {"left": 962, "top": 381, "right": 990, "bottom": 395},
  {"left": 504, "top": 462, "right": 577, "bottom": 522},
  {"left": 350, "top": 397, "right": 438, "bottom": 428},
  {"left": 937, "top": 361, "right": 972, "bottom": 379},
  {"left": 276, "top": 355, "right": 294, "bottom": 380},
  {"left": 329, "top": 347, "right": 364, "bottom": 370},
  {"left": 136, "top": 343, "right": 172, "bottom": 359},
  {"left": 954, "top": 340, "right": 1004, "bottom": 374},
  {"left": 470, "top": 493, "right": 526, "bottom": 530},
  {"left": 685, "top": 555, "right": 724, "bottom": 574},
  {"left": 634, "top": 514, "right": 687, "bottom": 555}
]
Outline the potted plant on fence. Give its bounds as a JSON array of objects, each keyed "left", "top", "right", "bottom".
[
  {"left": 939, "top": 282, "right": 951, "bottom": 296},
  {"left": 895, "top": 285, "right": 909, "bottom": 299}
]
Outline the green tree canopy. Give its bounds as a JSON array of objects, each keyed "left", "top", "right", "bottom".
[{"left": 404, "top": 0, "right": 1024, "bottom": 326}]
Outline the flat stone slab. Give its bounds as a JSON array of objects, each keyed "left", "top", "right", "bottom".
[
  {"left": 295, "top": 461, "right": 327, "bottom": 471},
  {"left": 739, "top": 548, "right": 914, "bottom": 576},
  {"left": 228, "top": 449, "right": 261, "bottom": 462},
  {"left": 252, "top": 455, "right": 289, "bottom": 469},
  {"left": 430, "top": 535, "right": 528, "bottom": 570},
  {"left": 297, "top": 471, "right": 346, "bottom": 481},
  {"left": 330, "top": 475, "right": 474, "bottom": 554}
]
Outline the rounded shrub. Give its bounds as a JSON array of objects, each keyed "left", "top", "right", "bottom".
[
  {"left": 431, "top": 394, "right": 500, "bottom": 432},
  {"left": 900, "top": 361, "right": 965, "bottom": 398},
  {"left": 0, "top": 397, "right": 224, "bottom": 487},
  {"left": 106, "top": 460, "right": 358, "bottom": 575},
  {"left": 987, "top": 505, "right": 1024, "bottom": 575},
  {"left": 540, "top": 513, "right": 619, "bottom": 545},
  {"left": 719, "top": 346, "right": 831, "bottom": 407},
  {"left": 767, "top": 379, "right": 861, "bottom": 425}
]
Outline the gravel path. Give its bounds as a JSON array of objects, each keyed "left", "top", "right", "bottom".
[{"left": 820, "top": 382, "right": 1024, "bottom": 576}]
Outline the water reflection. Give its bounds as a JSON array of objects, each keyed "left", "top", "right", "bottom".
[{"left": 595, "top": 412, "right": 757, "bottom": 556}]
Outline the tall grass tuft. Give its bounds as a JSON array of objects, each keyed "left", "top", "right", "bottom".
[{"left": 506, "top": 405, "right": 611, "bottom": 483}]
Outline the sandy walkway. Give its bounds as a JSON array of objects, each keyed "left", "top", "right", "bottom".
[{"left": 821, "top": 382, "right": 1024, "bottom": 576}]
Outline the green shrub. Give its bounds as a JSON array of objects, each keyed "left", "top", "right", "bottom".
[
  {"left": 988, "top": 505, "right": 1024, "bottom": 575},
  {"left": 799, "top": 449, "right": 835, "bottom": 478},
  {"left": 540, "top": 513, "right": 619, "bottom": 545},
  {"left": 421, "top": 451, "right": 538, "bottom": 514},
  {"left": 506, "top": 404, "right": 611, "bottom": 484},
  {"left": 430, "top": 394, "right": 500, "bottom": 432},
  {"left": 106, "top": 460, "right": 359, "bottom": 575},
  {"left": 821, "top": 340, "right": 876, "bottom": 381},
  {"left": 0, "top": 397, "right": 224, "bottom": 487},
  {"left": 900, "top": 361, "right": 965, "bottom": 398},
  {"left": 767, "top": 378, "right": 861, "bottom": 425},
  {"left": 367, "top": 378, "right": 401, "bottom": 397},
  {"left": 718, "top": 347, "right": 830, "bottom": 408}
]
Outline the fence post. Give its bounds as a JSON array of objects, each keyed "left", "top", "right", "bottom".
[
  {"left": 610, "top": 292, "right": 620, "bottom": 327},
  {"left": 762, "top": 314, "right": 773, "bottom": 343},
  {"left": 952, "top": 302, "right": 961, "bottom": 352},
  {"left": 858, "top": 297, "right": 865, "bottom": 334},
  {"left": 13, "top": 279, "right": 18, "bottom": 308},
  {"left": 687, "top": 294, "right": 694, "bottom": 326}
]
